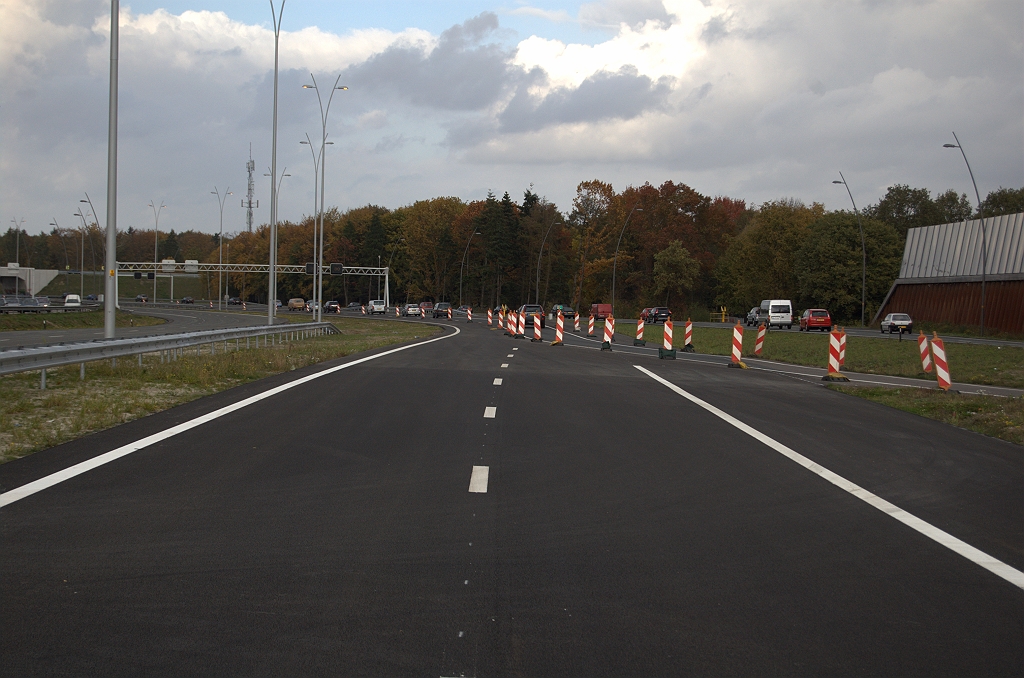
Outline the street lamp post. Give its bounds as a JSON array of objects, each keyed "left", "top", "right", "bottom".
[
  {"left": 611, "top": 204, "right": 642, "bottom": 317},
  {"left": 300, "top": 135, "right": 334, "bottom": 320},
  {"left": 211, "top": 188, "right": 233, "bottom": 309},
  {"left": 832, "top": 173, "right": 866, "bottom": 326},
  {"left": 303, "top": 75, "right": 347, "bottom": 322},
  {"left": 385, "top": 238, "right": 404, "bottom": 308},
  {"left": 148, "top": 200, "right": 166, "bottom": 301},
  {"left": 268, "top": 0, "right": 287, "bottom": 326},
  {"left": 10, "top": 218, "right": 24, "bottom": 296},
  {"left": 50, "top": 220, "right": 71, "bottom": 290},
  {"left": 535, "top": 213, "right": 561, "bottom": 304},
  {"left": 73, "top": 210, "right": 87, "bottom": 297},
  {"left": 264, "top": 168, "right": 290, "bottom": 307},
  {"left": 944, "top": 133, "right": 987, "bottom": 337},
  {"left": 103, "top": 0, "right": 119, "bottom": 338},
  {"left": 459, "top": 231, "right": 482, "bottom": 307},
  {"left": 80, "top": 194, "right": 101, "bottom": 298}
]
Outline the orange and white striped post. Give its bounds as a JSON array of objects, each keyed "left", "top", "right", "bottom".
[
  {"left": 917, "top": 331, "right": 932, "bottom": 372},
  {"left": 447, "top": 307, "right": 452, "bottom": 320},
  {"left": 532, "top": 314, "right": 542, "bottom": 341},
  {"left": 242, "top": 301, "right": 246, "bottom": 310},
  {"left": 601, "top": 315, "right": 614, "bottom": 350},
  {"left": 362, "top": 305, "right": 367, "bottom": 315},
  {"left": 682, "top": 318, "right": 694, "bottom": 352},
  {"left": 420, "top": 307, "right": 425, "bottom": 318},
  {"left": 574, "top": 312, "right": 581, "bottom": 333},
  {"left": 754, "top": 323, "right": 766, "bottom": 356},
  {"left": 588, "top": 314, "right": 595, "bottom": 336},
  {"left": 209, "top": 300, "right": 213, "bottom": 308},
  {"left": 395, "top": 306, "right": 400, "bottom": 317},
  {"left": 487, "top": 308, "right": 493, "bottom": 326},
  {"left": 838, "top": 328, "right": 847, "bottom": 369},
  {"left": 659, "top": 318, "right": 676, "bottom": 358},
  {"left": 499, "top": 308, "right": 505, "bottom": 330},
  {"left": 931, "top": 333, "right": 951, "bottom": 390},
  {"left": 634, "top": 316, "right": 646, "bottom": 346},
  {"left": 467, "top": 307, "right": 473, "bottom": 323},
  {"left": 517, "top": 310, "right": 526, "bottom": 338},
  {"left": 728, "top": 322, "right": 747, "bottom": 369},
  {"left": 552, "top": 311, "right": 564, "bottom": 345},
  {"left": 821, "top": 328, "right": 849, "bottom": 381}
]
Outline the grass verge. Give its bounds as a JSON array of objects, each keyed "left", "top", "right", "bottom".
[
  {"left": 828, "top": 386, "right": 1024, "bottom": 446},
  {"left": 0, "top": 317, "right": 436, "bottom": 464},
  {"left": 0, "top": 309, "right": 165, "bottom": 333},
  {"left": 616, "top": 324, "right": 1024, "bottom": 389}
]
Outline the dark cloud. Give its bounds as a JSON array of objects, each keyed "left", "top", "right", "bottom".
[
  {"left": 579, "top": 0, "right": 675, "bottom": 30},
  {"left": 701, "top": 15, "right": 729, "bottom": 44},
  {"left": 341, "top": 12, "right": 517, "bottom": 111},
  {"left": 497, "top": 66, "right": 673, "bottom": 134}
]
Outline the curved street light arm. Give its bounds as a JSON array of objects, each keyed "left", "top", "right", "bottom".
[
  {"left": 834, "top": 172, "right": 867, "bottom": 326},
  {"left": 535, "top": 213, "right": 561, "bottom": 304},
  {"left": 944, "top": 131, "right": 987, "bottom": 336},
  {"left": 611, "top": 202, "right": 642, "bottom": 317}
]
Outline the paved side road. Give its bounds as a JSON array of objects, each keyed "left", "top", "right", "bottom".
[{"left": 0, "top": 319, "right": 1020, "bottom": 675}]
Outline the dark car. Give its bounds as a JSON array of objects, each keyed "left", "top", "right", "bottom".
[
  {"left": 227, "top": 297, "right": 241, "bottom": 305},
  {"left": 433, "top": 301, "right": 452, "bottom": 318},
  {"left": 745, "top": 307, "right": 759, "bottom": 325},
  {"left": 648, "top": 307, "right": 672, "bottom": 324},
  {"left": 19, "top": 297, "right": 39, "bottom": 308},
  {"left": 551, "top": 304, "right": 575, "bottom": 319},
  {"left": 324, "top": 300, "right": 341, "bottom": 313},
  {"left": 180, "top": 296, "right": 194, "bottom": 304},
  {"left": 135, "top": 294, "right": 148, "bottom": 303},
  {"left": 518, "top": 304, "right": 545, "bottom": 329},
  {"left": 85, "top": 294, "right": 98, "bottom": 301},
  {"left": 799, "top": 308, "right": 832, "bottom": 332},
  {"left": 347, "top": 301, "right": 362, "bottom": 308}
]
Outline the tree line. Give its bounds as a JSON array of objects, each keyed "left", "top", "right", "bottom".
[{"left": 3, "top": 184, "right": 1021, "bottom": 322}]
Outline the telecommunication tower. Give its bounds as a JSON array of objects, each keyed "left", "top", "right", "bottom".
[{"left": 242, "top": 143, "right": 259, "bottom": 231}]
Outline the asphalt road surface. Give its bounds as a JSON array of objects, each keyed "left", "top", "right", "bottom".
[
  {"left": 0, "top": 307, "right": 286, "bottom": 350},
  {"left": 1, "top": 317, "right": 1021, "bottom": 675}
]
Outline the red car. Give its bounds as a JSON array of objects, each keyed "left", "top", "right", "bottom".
[{"left": 799, "top": 308, "right": 832, "bottom": 332}]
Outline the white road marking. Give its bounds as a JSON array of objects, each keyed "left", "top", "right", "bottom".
[
  {"left": 507, "top": 354, "right": 514, "bottom": 357},
  {"left": 512, "top": 347, "right": 518, "bottom": 351},
  {"left": 634, "top": 364, "right": 1024, "bottom": 591},
  {"left": 493, "top": 378, "right": 502, "bottom": 385},
  {"left": 0, "top": 325, "right": 461, "bottom": 509},
  {"left": 501, "top": 363, "right": 509, "bottom": 368},
  {"left": 483, "top": 406, "right": 497, "bottom": 418},
  {"left": 469, "top": 466, "right": 489, "bottom": 493}
]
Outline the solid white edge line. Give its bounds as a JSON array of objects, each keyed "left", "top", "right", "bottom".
[
  {"left": 0, "top": 325, "right": 461, "bottom": 509},
  {"left": 633, "top": 364, "right": 1024, "bottom": 591},
  {"left": 469, "top": 465, "right": 489, "bottom": 493}
]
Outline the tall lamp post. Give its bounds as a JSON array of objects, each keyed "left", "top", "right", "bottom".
[
  {"left": 535, "top": 213, "right": 561, "bottom": 304},
  {"left": 611, "top": 203, "right": 642, "bottom": 317},
  {"left": 832, "top": 173, "right": 866, "bottom": 326},
  {"left": 268, "top": 0, "right": 287, "bottom": 326},
  {"left": 148, "top": 200, "right": 166, "bottom": 301},
  {"left": 264, "top": 168, "right": 290, "bottom": 308},
  {"left": 211, "top": 188, "right": 232, "bottom": 309},
  {"left": 300, "top": 134, "right": 334, "bottom": 320},
  {"left": 80, "top": 194, "right": 101, "bottom": 298},
  {"left": 10, "top": 218, "right": 24, "bottom": 296},
  {"left": 459, "top": 231, "right": 482, "bottom": 307},
  {"left": 50, "top": 220, "right": 71, "bottom": 291},
  {"left": 385, "top": 237, "right": 404, "bottom": 308},
  {"left": 73, "top": 210, "right": 88, "bottom": 297},
  {"left": 303, "top": 75, "right": 347, "bottom": 322},
  {"left": 103, "top": 0, "right": 119, "bottom": 338},
  {"left": 944, "top": 132, "right": 987, "bottom": 337}
]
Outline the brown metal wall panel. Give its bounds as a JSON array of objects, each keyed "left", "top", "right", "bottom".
[{"left": 881, "top": 281, "right": 1024, "bottom": 334}]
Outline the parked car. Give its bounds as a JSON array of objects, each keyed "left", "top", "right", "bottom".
[
  {"left": 64, "top": 294, "right": 82, "bottom": 307},
  {"left": 590, "top": 303, "right": 612, "bottom": 320},
  {"left": 135, "top": 294, "right": 148, "bottom": 303},
  {"left": 367, "top": 299, "right": 386, "bottom": 314},
  {"left": 799, "top": 309, "right": 832, "bottom": 332},
  {"left": 433, "top": 301, "right": 452, "bottom": 318},
  {"left": 880, "top": 313, "right": 913, "bottom": 334},
  {"left": 760, "top": 299, "right": 793, "bottom": 329},
  {"left": 181, "top": 296, "right": 194, "bottom": 304},
  {"left": 518, "top": 304, "right": 546, "bottom": 328},
  {"left": 648, "top": 307, "right": 672, "bottom": 324},
  {"left": 227, "top": 297, "right": 242, "bottom": 305},
  {"left": 324, "top": 300, "right": 341, "bottom": 313},
  {"left": 404, "top": 303, "right": 420, "bottom": 316},
  {"left": 287, "top": 297, "right": 305, "bottom": 311},
  {"left": 551, "top": 304, "right": 576, "bottom": 319}
]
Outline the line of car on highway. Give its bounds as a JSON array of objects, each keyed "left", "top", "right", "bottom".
[
  {"left": 0, "top": 294, "right": 95, "bottom": 312},
  {"left": 743, "top": 299, "right": 914, "bottom": 334}
]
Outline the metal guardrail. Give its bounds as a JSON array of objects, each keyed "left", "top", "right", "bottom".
[{"left": 0, "top": 322, "right": 339, "bottom": 379}]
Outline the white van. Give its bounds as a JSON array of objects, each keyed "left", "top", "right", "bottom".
[
  {"left": 64, "top": 294, "right": 82, "bottom": 307},
  {"left": 759, "top": 299, "right": 793, "bottom": 329}
]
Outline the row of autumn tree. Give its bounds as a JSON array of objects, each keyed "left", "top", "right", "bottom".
[{"left": 4, "top": 183, "right": 1021, "bottom": 322}]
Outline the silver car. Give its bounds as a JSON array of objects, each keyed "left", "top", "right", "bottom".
[{"left": 880, "top": 313, "right": 913, "bottom": 334}]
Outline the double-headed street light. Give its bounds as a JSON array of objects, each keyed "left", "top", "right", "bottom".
[
  {"left": 303, "top": 76, "right": 347, "bottom": 322},
  {"left": 211, "top": 188, "right": 233, "bottom": 310},
  {"left": 832, "top": 173, "right": 866, "bottom": 326},
  {"left": 300, "top": 135, "right": 334, "bottom": 319},
  {"left": 944, "top": 132, "right": 987, "bottom": 336},
  {"left": 72, "top": 210, "right": 88, "bottom": 297},
  {"left": 268, "top": 0, "right": 287, "bottom": 325},
  {"left": 611, "top": 204, "right": 642, "bottom": 317},
  {"left": 148, "top": 200, "right": 166, "bottom": 301}
]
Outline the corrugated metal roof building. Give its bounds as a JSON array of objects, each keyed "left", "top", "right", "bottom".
[{"left": 874, "top": 212, "right": 1023, "bottom": 333}]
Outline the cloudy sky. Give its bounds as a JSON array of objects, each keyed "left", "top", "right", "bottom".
[{"left": 2, "top": 0, "right": 1022, "bottom": 237}]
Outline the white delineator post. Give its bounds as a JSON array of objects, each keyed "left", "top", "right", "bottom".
[
  {"left": 634, "top": 316, "right": 645, "bottom": 346},
  {"left": 574, "top": 312, "right": 581, "bottom": 333},
  {"left": 917, "top": 331, "right": 932, "bottom": 373},
  {"left": 532, "top": 314, "right": 542, "bottom": 341},
  {"left": 821, "top": 328, "right": 848, "bottom": 381},
  {"left": 588, "top": 314, "right": 595, "bottom": 336},
  {"left": 467, "top": 307, "right": 473, "bottom": 323},
  {"left": 487, "top": 308, "right": 493, "bottom": 326},
  {"left": 552, "top": 311, "right": 564, "bottom": 345},
  {"left": 601, "top": 316, "right": 614, "bottom": 350},
  {"left": 728, "top": 322, "right": 747, "bottom": 369}
]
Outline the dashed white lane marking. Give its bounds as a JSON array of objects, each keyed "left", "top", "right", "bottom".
[
  {"left": 512, "top": 347, "right": 518, "bottom": 350},
  {"left": 634, "top": 364, "right": 1024, "bottom": 591},
  {"left": 0, "top": 326, "right": 462, "bottom": 509},
  {"left": 501, "top": 363, "right": 509, "bottom": 368},
  {"left": 493, "top": 378, "right": 503, "bottom": 385},
  {"left": 483, "top": 406, "right": 497, "bottom": 418},
  {"left": 506, "top": 354, "right": 514, "bottom": 357},
  {"left": 469, "top": 466, "right": 489, "bottom": 493}
]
